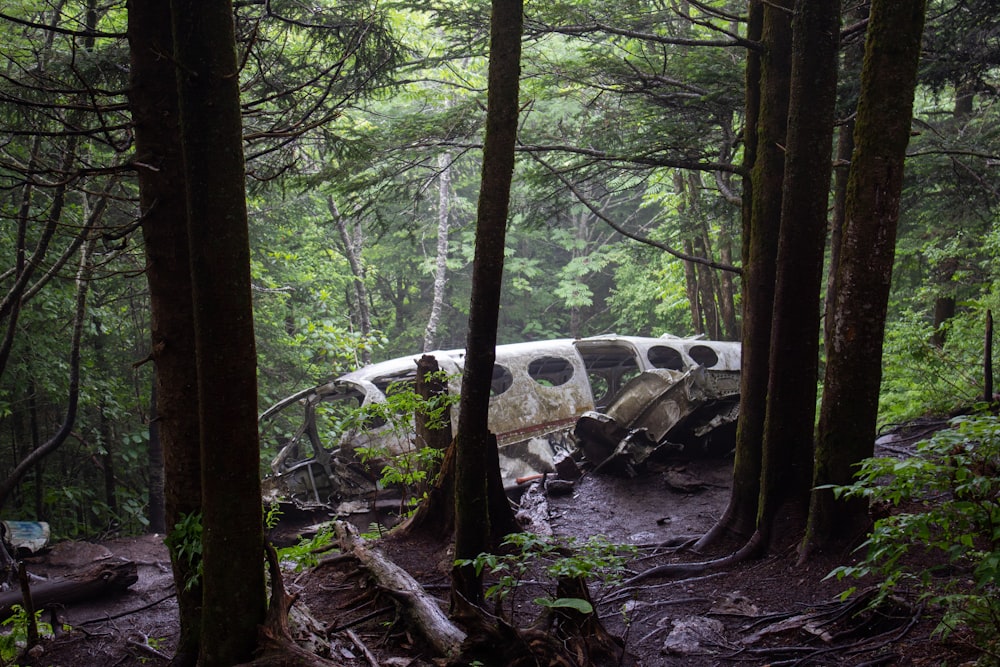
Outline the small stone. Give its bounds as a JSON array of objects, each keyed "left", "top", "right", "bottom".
[{"left": 662, "top": 616, "right": 726, "bottom": 655}]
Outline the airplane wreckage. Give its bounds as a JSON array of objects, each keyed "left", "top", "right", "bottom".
[{"left": 259, "top": 334, "right": 741, "bottom": 513}]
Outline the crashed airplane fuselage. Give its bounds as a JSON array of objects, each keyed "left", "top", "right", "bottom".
[{"left": 259, "top": 334, "right": 741, "bottom": 512}]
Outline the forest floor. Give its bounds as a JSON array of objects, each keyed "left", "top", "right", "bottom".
[{"left": 15, "top": 422, "right": 986, "bottom": 667}]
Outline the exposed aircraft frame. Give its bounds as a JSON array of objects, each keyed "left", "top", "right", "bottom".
[{"left": 259, "top": 334, "right": 741, "bottom": 513}]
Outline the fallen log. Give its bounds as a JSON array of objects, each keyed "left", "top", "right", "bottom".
[
  {"left": 333, "top": 521, "right": 466, "bottom": 659},
  {"left": 0, "top": 558, "right": 138, "bottom": 621}
]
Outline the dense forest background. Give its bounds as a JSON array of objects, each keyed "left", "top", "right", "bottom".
[{"left": 0, "top": 0, "right": 997, "bottom": 541}]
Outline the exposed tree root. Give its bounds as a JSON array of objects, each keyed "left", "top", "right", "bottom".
[
  {"left": 727, "top": 589, "right": 922, "bottom": 667},
  {"left": 624, "top": 529, "right": 766, "bottom": 585},
  {"left": 449, "top": 587, "right": 636, "bottom": 667},
  {"left": 690, "top": 514, "right": 751, "bottom": 554},
  {"left": 235, "top": 544, "right": 342, "bottom": 667},
  {"left": 450, "top": 595, "right": 581, "bottom": 667},
  {"left": 545, "top": 575, "right": 634, "bottom": 666}
]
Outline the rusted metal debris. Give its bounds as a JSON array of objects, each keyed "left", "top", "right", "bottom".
[{"left": 259, "top": 334, "right": 741, "bottom": 512}]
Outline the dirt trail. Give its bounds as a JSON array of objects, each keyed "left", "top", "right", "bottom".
[{"left": 16, "top": 450, "right": 976, "bottom": 666}]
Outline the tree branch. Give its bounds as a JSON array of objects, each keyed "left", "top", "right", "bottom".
[
  {"left": 0, "top": 11, "right": 123, "bottom": 39},
  {"left": 529, "top": 152, "right": 742, "bottom": 275},
  {"left": 0, "top": 236, "right": 94, "bottom": 509},
  {"left": 530, "top": 19, "right": 758, "bottom": 51}
]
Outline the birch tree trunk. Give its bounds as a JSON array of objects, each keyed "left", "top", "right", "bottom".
[{"left": 424, "top": 151, "right": 452, "bottom": 352}]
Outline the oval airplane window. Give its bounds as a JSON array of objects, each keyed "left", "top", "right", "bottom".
[
  {"left": 647, "top": 345, "right": 684, "bottom": 370},
  {"left": 491, "top": 364, "right": 514, "bottom": 396},
  {"left": 689, "top": 344, "right": 719, "bottom": 368},
  {"left": 528, "top": 356, "right": 574, "bottom": 387}
]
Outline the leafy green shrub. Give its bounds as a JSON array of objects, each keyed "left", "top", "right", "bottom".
[
  {"left": 0, "top": 604, "right": 58, "bottom": 664},
  {"left": 830, "top": 414, "right": 1000, "bottom": 662},
  {"left": 276, "top": 523, "right": 335, "bottom": 571},
  {"left": 457, "top": 533, "right": 637, "bottom": 617},
  {"left": 879, "top": 305, "right": 992, "bottom": 424},
  {"left": 352, "top": 374, "right": 456, "bottom": 512},
  {"left": 164, "top": 511, "right": 203, "bottom": 592}
]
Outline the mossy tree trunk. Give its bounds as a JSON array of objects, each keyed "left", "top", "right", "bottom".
[
  {"left": 700, "top": 0, "right": 840, "bottom": 556},
  {"left": 697, "top": 0, "right": 787, "bottom": 551},
  {"left": 807, "top": 0, "right": 927, "bottom": 555},
  {"left": 758, "top": 0, "right": 840, "bottom": 546},
  {"left": 128, "top": 2, "right": 204, "bottom": 662}
]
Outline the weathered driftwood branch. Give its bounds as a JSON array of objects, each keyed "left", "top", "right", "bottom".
[
  {"left": 333, "top": 521, "right": 466, "bottom": 658},
  {"left": 0, "top": 558, "right": 138, "bottom": 621}
]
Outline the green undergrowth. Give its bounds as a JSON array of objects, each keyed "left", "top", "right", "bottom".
[{"left": 830, "top": 412, "right": 1000, "bottom": 664}]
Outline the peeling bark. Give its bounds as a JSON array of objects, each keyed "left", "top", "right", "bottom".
[{"left": 424, "top": 152, "right": 452, "bottom": 353}]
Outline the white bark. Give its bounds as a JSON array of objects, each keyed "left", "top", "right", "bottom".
[{"left": 423, "top": 151, "right": 452, "bottom": 352}]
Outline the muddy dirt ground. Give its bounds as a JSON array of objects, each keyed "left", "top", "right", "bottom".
[{"left": 14, "top": 446, "right": 984, "bottom": 666}]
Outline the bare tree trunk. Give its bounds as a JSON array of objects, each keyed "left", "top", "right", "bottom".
[
  {"left": 452, "top": 0, "right": 523, "bottom": 607},
  {"left": 693, "top": 232, "right": 720, "bottom": 339},
  {"left": 930, "top": 85, "right": 973, "bottom": 348},
  {"left": 568, "top": 207, "right": 590, "bottom": 338},
  {"left": 759, "top": 0, "right": 840, "bottom": 550},
  {"left": 171, "top": 0, "right": 268, "bottom": 661},
  {"left": 696, "top": 0, "right": 786, "bottom": 551},
  {"left": 824, "top": 120, "right": 854, "bottom": 346},
  {"left": 687, "top": 173, "right": 721, "bottom": 339},
  {"left": 682, "top": 240, "right": 704, "bottom": 335},
  {"left": 147, "top": 383, "right": 166, "bottom": 534},
  {"left": 675, "top": 171, "right": 703, "bottom": 335},
  {"left": 717, "top": 226, "right": 739, "bottom": 340},
  {"left": 424, "top": 152, "right": 452, "bottom": 352},
  {"left": 128, "top": 1, "right": 204, "bottom": 660},
  {"left": 328, "top": 197, "right": 373, "bottom": 364},
  {"left": 823, "top": 2, "right": 865, "bottom": 349}
]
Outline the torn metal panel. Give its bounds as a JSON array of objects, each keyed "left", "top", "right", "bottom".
[
  {"left": 574, "top": 367, "right": 740, "bottom": 475},
  {"left": 260, "top": 335, "right": 741, "bottom": 511}
]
